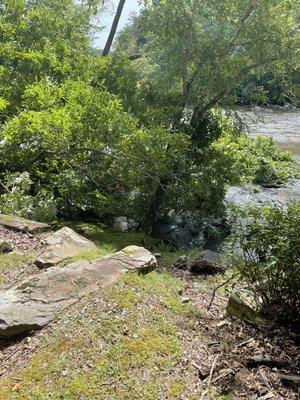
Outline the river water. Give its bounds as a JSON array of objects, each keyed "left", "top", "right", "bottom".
[{"left": 226, "top": 107, "right": 300, "bottom": 206}]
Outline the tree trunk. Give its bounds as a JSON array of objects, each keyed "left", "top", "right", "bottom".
[
  {"left": 140, "top": 176, "right": 169, "bottom": 233},
  {"left": 102, "top": 0, "right": 126, "bottom": 56}
]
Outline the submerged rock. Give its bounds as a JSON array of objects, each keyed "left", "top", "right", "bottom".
[
  {"left": 0, "top": 214, "right": 50, "bottom": 233},
  {"left": 0, "top": 246, "right": 156, "bottom": 338},
  {"left": 35, "top": 227, "right": 97, "bottom": 268}
]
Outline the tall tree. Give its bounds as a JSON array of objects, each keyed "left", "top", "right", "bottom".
[
  {"left": 102, "top": 0, "right": 126, "bottom": 56},
  {"left": 139, "top": 0, "right": 299, "bottom": 112}
]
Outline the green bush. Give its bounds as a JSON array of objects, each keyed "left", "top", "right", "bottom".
[
  {"left": 214, "top": 133, "right": 296, "bottom": 186},
  {"left": 0, "top": 172, "right": 57, "bottom": 222},
  {"left": 232, "top": 202, "right": 300, "bottom": 324}
]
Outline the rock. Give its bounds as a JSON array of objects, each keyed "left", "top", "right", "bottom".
[
  {"left": 35, "top": 227, "right": 97, "bottom": 268},
  {"left": 0, "top": 214, "right": 50, "bottom": 233},
  {"left": 174, "top": 255, "right": 191, "bottom": 270},
  {"left": 226, "top": 292, "right": 265, "bottom": 324},
  {"left": 181, "top": 297, "right": 191, "bottom": 303},
  {"left": 152, "top": 221, "right": 193, "bottom": 249},
  {"left": 112, "top": 216, "right": 137, "bottom": 232},
  {"left": 190, "top": 250, "right": 226, "bottom": 275},
  {"left": 0, "top": 240, "right": 14, "bottom": 253},
  {"left": 153, "top": 253, "right": 162, "bottom": 259},
  {"left": 0, "top": 246, "right": 156, "bottom": 338}
]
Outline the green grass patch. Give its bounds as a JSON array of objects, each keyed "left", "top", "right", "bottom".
[
  {"left": 0, "top": 251, "right": 36, "bottom": 285},
  {"left": 0, "top": 271, "right": 198, "bottom": 399}
]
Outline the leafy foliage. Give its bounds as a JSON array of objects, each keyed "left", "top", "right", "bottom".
[
  {"left": 0, "top": 0, "right": 298, "bottom": 230},
  {"left": 232, "top": 202, "right": 300, "bottom": 324},
  {"left": 126, "top": 0, "right": 299, "bottom": 111},
  {"left": 0, "top": 172, "right": 57, "bottom": 222},
  {"left": 214, "top": 133, "right": 296, "bottom": 186}
]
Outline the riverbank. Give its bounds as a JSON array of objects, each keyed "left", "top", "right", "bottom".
[
  {"left": 0, "top": 222, "right": 299, "bottom": 399},
  {"left": 226, "top": 108, "right": 300, "bottom": 207}
]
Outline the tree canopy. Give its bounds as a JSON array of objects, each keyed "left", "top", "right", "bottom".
[{"left": 0, "top": 0, "right": 298, "bottom": 232}]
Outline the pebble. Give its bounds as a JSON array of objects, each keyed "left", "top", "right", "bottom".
[{"left": 181, "top": 297, "right": 191, "bottom": 303}]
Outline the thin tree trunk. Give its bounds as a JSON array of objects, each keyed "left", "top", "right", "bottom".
[
  {"left": 140, "top": 176, "right": 169, "bottom": 233},
  {"left": 102, "top": 0, "right": 126, "bottom": 56}
]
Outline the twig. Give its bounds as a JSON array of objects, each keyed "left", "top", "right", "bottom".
[
  {"left": 207, "top": 275, "right": 236, "bottom": 310},
  {"left": 200, "top": 354, "right": 221, "bottom": 400},
  {"left": 213, "top": 368, "right": 234, "bottom": 384},
  {"left": 0, "top": 179, "right": 11, "bottom": 193},
  {"left": 236, "top": 337, "right": 255, "bottom": 348}
]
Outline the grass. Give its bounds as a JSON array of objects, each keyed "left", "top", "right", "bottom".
[
  {"left": 0, "top": 271, "right": 203, "bottom": 400},
  {"left": 0, "top": 222, "right": 209, "bottom": 399},
  {"left": 0, "top": 251, "right": 36, "bottom": 285}
]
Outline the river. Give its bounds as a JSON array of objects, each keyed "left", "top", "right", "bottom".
[{"left": 226, "top": 107, "right": 300, "bottom": 206}]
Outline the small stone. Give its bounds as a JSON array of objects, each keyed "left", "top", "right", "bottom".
[
  {"left": 132, "top": 333, "right": 138, "bottom": 339},
  {"left": 194, "top": 283, "right": 204, "bottom": 290},
  {"left": 153, "top": 253, "right": 162, "bottom": 259},
  {"left": 174, "top": 255, "right": 190, "bottom": 270},
  {"left": 181, "top": 297, "right": 191, "bottom": 303},
  {"left": 0, "top": 241, "right": 14, "bottom": 253},
  {"left": 226, "top": 292, "right": 265, "bottom": 324},
  {"left": 122, "top": 325, "right": 129, "bottom": 335},
  {"left": 61, "top": 369, "right": 68, "bottom": 377}
]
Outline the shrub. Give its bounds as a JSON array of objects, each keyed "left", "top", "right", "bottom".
[
  {"left": 0, "top": 172, "right": 57, "bottom": 222},
  {"left": 232, "top": 202, "right": 300, "bottom": 325},
  {"left": 214, "top": 133, "right": 296, "bottom": 186}
]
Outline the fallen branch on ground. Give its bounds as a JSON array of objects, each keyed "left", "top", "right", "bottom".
[
  {"left": 200, "top": 354, "right": 221, "bottom": 400},
  {"left": 207, "top": 275, "right": 237, "bottom": 310}
]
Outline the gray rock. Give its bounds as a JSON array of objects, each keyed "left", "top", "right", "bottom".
[
  {"left": 181, "top": 297, "right": 191, "bottom": 303},
  {"left": 0, "top": 214, "right": 50, "bottom": 233},
  {"left": 174, "top": 255, "right": 191, "bottom": 270},
  {"left": 0, "top": 241, "right": 14, "bottom": 253},
  {"left": 226, "top": 292, "right": 265, "bottom": 324},
  {"left": 35, "top": 227, "right": 97, "bottom": 268},
  {"left": 0, "top": 246, "right": 156, "bottom": 338},
  {"left": 153, "top": 253, "right": 162, "bottom": 259},
  {"left": 112, "top": 217, "right": 137, "bottom": 232}
]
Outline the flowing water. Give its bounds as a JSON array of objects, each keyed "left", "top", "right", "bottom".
[{"left": 226, "top": 107, "right": 300, "bottom": 206}]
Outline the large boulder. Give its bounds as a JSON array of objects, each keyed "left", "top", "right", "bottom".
[
  {"left": 0, "top": 214, "right": 50, "bottom": 233},
  {"left": 35, "top": 227, "right": 97, "bottom": 268},
  {"left": 0, "top": 246, "right": 156, "bottom": 338}
]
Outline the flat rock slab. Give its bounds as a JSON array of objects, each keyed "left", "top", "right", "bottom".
[
  {"left": 0, "top": 246, "right": 156, "bottom": 338},
  {"left": 0, "top": 214, "right": 50, "bottom": 233},
  {"left": 35, "top": 227, "right": 97, "bottom": 268}
]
